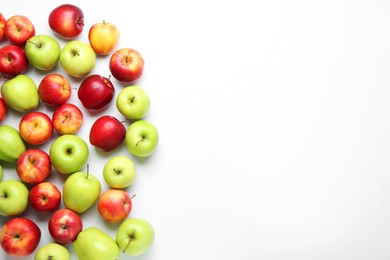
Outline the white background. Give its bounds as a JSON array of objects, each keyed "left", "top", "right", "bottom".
[{"left": 1, "top": 0, "right": 390, "bottom": 259}]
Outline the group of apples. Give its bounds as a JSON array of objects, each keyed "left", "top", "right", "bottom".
[{"left": 0, "top": 3, "right": 158, "bottom": 260}]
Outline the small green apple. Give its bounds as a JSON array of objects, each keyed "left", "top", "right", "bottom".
[
  {"left": 116, "top": 86, "right": 150, "bottom": 119},
  {"left": 0, "top": 125, "right": 26, "bottom": 163},
  {"left": 0, "top": 179, "right": 29, "bottom": 216},
  {"left": 60, "top": 40, "right": 96, "bottom": 77},
  {"left": 34, "top": 242, "right": 70, "bottom": 260},
  {"left": 125, "top": 120, "right": 159, "bottom": 157},
  {"left": 103, "top": 156, "right": 136, "bottom": 188},
  {"left": 25, "top": 34, "right": 61, "bottom": 70}
]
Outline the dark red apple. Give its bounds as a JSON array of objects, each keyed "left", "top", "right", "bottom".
[
  {"left": 89, "top": 115, "right": 126, "bottom": 152},
  {"left": 0, "top": 45, "right": 28, "bottom": 78},
  {"left": 78, "top": 74, "right": 115, "bottom": 111},
  {"left": 29, "top": 182, "right": 61, "bottom": 212},
  {"left": 48, "top": 4, "right": 84, "bottom": 39},
  {"left": 48, "top": 208, "right": 83, "bottom": 245}
]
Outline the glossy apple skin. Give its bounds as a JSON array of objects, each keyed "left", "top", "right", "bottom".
[
  {"left": 48, "top": 4, "right": 84, "bottom": 39},
  {"left": 0, "top": 97, "right": 6, "bottom": 123},
  {"left": 52, "top": 103, "right": 83, "bottom": 135},
  {"left": 0, "top": 218, "right": 41, "bottom": 257},
  {"left": 38, "top": 73, "right": 72, "bottom": 106},
  {"left": 4, "top": 15, "right": 35, "bottom": 45},
  {"left": 48, "top": 208, "right": 83, "bottom": 245},
  {"left": 78, "top": 74, "right": 115, "bottom": 111},
  {"left": 0, "top": 13, "right": 6, "bottom": 41},
  {"left": 0, "top": 45, "right": 28, "bottom": 78},
  {"left": 19, "top": 111, "right": 54, "bottom": 145},
  {"left": 88, "top": 21, "right": 119, "bottom": 55},
  {"left": 98, "top": 189, "right": 132, "bottom": 223},
  {"left": 90, "top": 115, "right": 126, "bottom": 152},
  {"left": 16, "top": 149, "right": 51, "bottom": 184},
  {"left": 29, "top": 182, "right": 61, "bottom": 212},
  {"left": 109, "top": 48, "right": 144, "bottom": 83}
]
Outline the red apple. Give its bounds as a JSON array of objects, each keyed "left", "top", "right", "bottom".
[
  {"left": 0, "top": 45, "right": 28, "bottom": 78},
  {"left": 0, "top": 13, "right": 6, "bottom": 41},
  {"left": 29, "top": 182, "right": 61, "bottom": 212},
  {"left": 48, "top": 208, "right": 83, "bottom": 245},
  {"left": 0, "top": 217, "right": 41, "bottom": 257},
  {"left": 38, "top": 73, "right": 72, "bottom": 106},
  {"left": 109, "top": 48, "right": 145, "bottom": 83},
  {"left": 4, "top": 15, "right": 35, "bottom": 45},
  {"left": 48, "top": 4, "right": 84, "bottom": 39},
  {"left": 98, "top": 189, "right": 133, "bottom": 223},
  {"left": 19, "top": 111, "right": 54, "bottom": 145},
  {"left": 0, "top": 97, "right": 6, "bottom": 123},
  {"left": 16, "top": 149, "right": 51, "bottom": 184},
  {"left": 77, "top": 74, "right": 115, "bottom": 111},
  {"left": 89, "top": 115, "right": 126, "bottom": 152},
  {"left": 52, "top": 103, "right": 83, "bottom": 135}
]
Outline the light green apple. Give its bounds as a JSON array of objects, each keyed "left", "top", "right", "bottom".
[
  {"left": 60, "top": 40, "right": 96, "bottom": 77},
  {"left": 0, "top": 179, "right": 29, "bottom": 216},
  {"left": 116, "top": 86, "right": 150, "bottom": 119},
  {"left": 1, "top": 74, "right": 39, "bottom": 112},
  {"left": 74, "top": 227, "right": 120, "bottom": 260},
  {"left": 116, "top": 218, "right": 155, "bottom": 256},
  {"left": 0, "top": 125, "right": 26, "bottom": 163},
  {"left": 103, "top": 156, "right": 136, "bottom": 188},
  {"left": 125, "top": 120, "right": 159, "bottom": 157},
  {"left": 34, "top": 242, "right": 70, "bottom": 260},
  {"left": 49, "top": 134, "right": 89, "bottom": 174},
  {"left": 25, "top": 34, "right": 61, "bottom": 70},
  {"left": 63, "top": 170, "right": 101, "bottom": 213}
]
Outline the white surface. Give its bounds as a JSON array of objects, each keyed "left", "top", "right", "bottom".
[{"left": 1, "top": 0, "right": 390, "bottom": 259}]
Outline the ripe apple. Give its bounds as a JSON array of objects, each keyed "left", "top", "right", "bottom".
[
  {"left": 19, "top": 111, "right": 54, "bottom": 145},
  {"left": 125, "top": 120, "right": 159, "bottom": 157},
  {"left": 0, "top": 218, "right": 41, "bottom": 257},
  {"left": 74, "top": 227, "right": 120, "bottom": 260},
  {"left": 4, "top": 15, "right": 35, "bottom": 45},
  {"left": 48, "top": 208, "right": 83, "bottom": 245},
  {"left": 63, "top": 169, "right": 101, "bottom": 213},
  {"left": 1, "top": 74, "right": 39, "bottom": 112},
  {"left": 89, "top": 115, "right": 126, "bottom": 152},
  {"left": 98, "top": 189, "right": 132, "bottom": 223},
  {"left": 116, "top": 218, "right": 155, "bottom": 256},
  {"left": 49, "top": 4, "right": 84, "bottom": 39},
  {"left": 88, "top": 20, "right": 119, "bottom": 55},
  {"left": 29, "top": 182, "right": 61, "bottom": 212},
  {"left": 109, "top": 48, "right": 144, "bottom": 83},
  {"left": 0, "top": 13, "right": 5, "bottom": 41},
  {"left": 34, "top": 242, "right": 70, "bottom": 260},
  {"left": 25, "top": 34, "right": 61, "bottom": 70},
  {"left": 52, "top": 103, "right": 83, "bottom": 135},
  {"left": 78, "top": 74, "right": 115, "bottom": 111},
  {"left": 0, "top": 97, "right": 6, "bottom": 123},
  {"left": 38, "top": 73, "right": 72, "bottom": 106},
  {"left": 103, "top": 155, "right": 136, "bottom": 188},
  {"left": 0, "top": 125, "right": 26, "bottom": 163},
  {"left": 116, "top": 86, "right": 151, "bottom": 120},
  {"left": 60, "top": 40, "right": 96, "bottom": 77},
  {"left": 16, "top": 149, "right": 51, "bottom": 184},
  {"left": 0, "top": 44, "right": 28, "bottom": 78},
  {"left": 0, "top": 179, "right": 29, "bottom": 216}
]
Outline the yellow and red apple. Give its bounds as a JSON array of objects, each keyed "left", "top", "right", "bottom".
[{"left": 89, "top": 20, "right": 119, "bottom": 55}]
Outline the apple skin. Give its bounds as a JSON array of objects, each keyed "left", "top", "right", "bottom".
[
  {"left": 98, "top": 189, "right": 132, "bottom": 223},
  {"left": 109, "top": 48, "right": 145, "bottom": 83},
  {"left": 0, "top": 179, "right": 29, "bottom": 216},
  {"left": 38, "top": 73, "right": 72, "bottom": 106},
  {"left": 29, "top": 182, "right": 61, "bottom": 212},
  {"left": 34, "top": 242, "right": 70, "bottom": 260},
  {"left": 0, "top": 218, "right": 41, "bottom": 257},
  {"left": 0, "top": 44, "right": 28, "bottom": 79},
  {"left": 19, "top": 111, "right": 54, "bottom": 145},
  {"left": 89, "top": 115, "right": 126, "bottom": 152},
  {"left": 125, "top": 120, "right": 159, "bottom": 157},
  {"left": 60, "top": 40, "right": 96, "bottom": 77},
  {"left": 25, "top": 34, "right": 61, "bottom": 70},
  {"left": 52, "top": 103, "right": 83, "bottom": 135},
  {"left": 0, "top": 164, "right": 2, "bottom": 181},
  {"left": 48, "top": 4, "right": 84, "bottom": 39},
  {"left": 4, "top": 15, "right": 35, "bottom": 46},
  {"left": 0, "top": 125, "right": 26, "bottom": 163},
  {"left": 0, "top": 13, "right": 6, "bottom": 41},
  {"left": 0, "top": 97, "right": 6, "bottom": 123},
  {"left": 88, "top": 20, "right": 119, "bottom": 55},
  {"left": 48, "top": 208, "right": 83, "bottom": 245},
  {"left": 103, "top": 155, "right": 136, "bottom": 188},
  {"left": 16, "top": 149, "right": 51, "bottom": 184},
  {"left": 116, "top": 218, "right": 155, "bottom": 256},
  {"left": 78, "top": 74, "right": 115, "bottom": 111},
  {"left": 116, "top": 86, "right": 151, "bottom": 120}
]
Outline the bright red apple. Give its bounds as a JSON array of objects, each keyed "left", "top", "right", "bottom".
[
  {"left": 19, "top": 111, "right": 54, "bottom": 145},
  {"left": 38, "top": 73, "right": 72, "bottom": 106},
  {"left": 29, "top": 182, "right": 61, "bottom": 212},
  {"left": 48, "top": 208, "right": 83, "bottom": 245},
  {"left": 109, "top": 48, "right": 145, "bottom": 83},
  {"left": 52, "top": 103, "right": 83, "bottom": 135},
  {"left": 0, "top": 45, "right": 28, "bottom": 78},
  {"left": 0, "top": 217, "right": 41, "bottom": 257},
  {"left": 77, "top": 74, "right": 115, "bottom": 111},
  {"left": 16, "top": 149, "right": 51, "bottom": 184},
  {"left": 0, "top": 97, "right": 6, "bottom": 123},
  {"left": 48, "top": 4, "right": 84, "bottom": 39},
  {"left": 98, "top": 189, "right": 133, "bottom": 223},
  {"left": 89, "top": 115, "right": 126, "bottom": 152},
  {"left": 4, "top": 15, "right": 35, "bottom": 45},
  {"left": 0, "top": 13, "right": 6, "bottom": 41}
]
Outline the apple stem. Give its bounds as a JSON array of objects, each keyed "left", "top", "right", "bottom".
[
  {"left": 28, "top": 154, "right": 35, "bottom": 165},
  {"left": 135, "top": 136, "right": 145, "bottom": 146},
  {"left": 123, "top": 233, "right": 135, "bottom": 253},
  {"left": 86, "top": 164, "right": 90, "bottom": 179},
  {"left": 27, "top": 40, "right": 41, "bottom": 48},
  {"left": 131, "top": 194, "right": 136, "bottom": 199}
]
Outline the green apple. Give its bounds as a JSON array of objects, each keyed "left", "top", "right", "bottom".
[
  {"left": 116, "top": 86, "right": 150, "bottom": 119},
  {"left": 0, "top": 125, "right": 26, "bottom": 163},
  {"left": 34, "top": 242, "right": 70, "bottom": 260},
  {"left": 125, "top": 120, "right": 159, "bottom": 157},
  {"left": 60, "top": 40, "right": 96, "bottom": 77},
  {"left": 63, "top": 170, "right": 101, "bottom": 213},
  {"left": 116, "top": 218, "right": 155, "bottom": 256},
  {"left": 1, "top": 74, "right": 39, "bottom": 112},
  {"left": 25, "top": 34, "right": 61, "bottom": 70},
  {"left": 0, "top": 179, "right": 29, "bottom": 216},
  {"left": 74, "top": 227, "right": 120, "bottom": 260},
  {"left": 103, "top": 156, "right": 136, "bottom": 188},
  {"left": 49, "top": 134, "right": 89, "bottom": 174}
]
